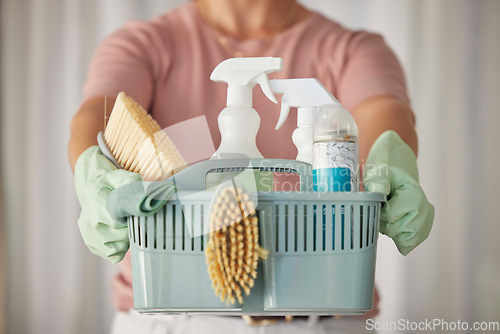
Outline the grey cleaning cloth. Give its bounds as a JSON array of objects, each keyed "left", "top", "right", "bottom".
[{"left": 107, "top": 179, "right": 178, "bottom": 224}]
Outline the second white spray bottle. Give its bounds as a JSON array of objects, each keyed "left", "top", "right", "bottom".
[{"left": 270, "top": 78, "right": 341, "bottom": 164}]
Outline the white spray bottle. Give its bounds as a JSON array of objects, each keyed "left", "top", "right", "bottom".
[
  {"left": 270, "top": 78, "right": 341, "bottom": 164},
  {"left": 210, "top": 57, "right": 283, "bottom": 159},
  {"left": 208, "top": 57, "right": 283, "bottom": 192}
]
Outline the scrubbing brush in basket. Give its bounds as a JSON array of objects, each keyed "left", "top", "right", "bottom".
[
  {"left": 205, "top": 183, "right": 268, "bottom": 305},
  {"left": 102, "top": 92, "right": 187, "bottom": 181}
]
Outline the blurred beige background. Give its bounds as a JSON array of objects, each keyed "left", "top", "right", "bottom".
[{"left": 1, "top": 0, "right": 500, "bottom": 333}]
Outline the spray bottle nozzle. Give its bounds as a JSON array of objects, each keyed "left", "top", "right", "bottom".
[
  {"left": 210, "top": 57, "right": 283, "bottom": 106},
  {"left": 270, "top": 78, "right": 341, "bottom": 130}
]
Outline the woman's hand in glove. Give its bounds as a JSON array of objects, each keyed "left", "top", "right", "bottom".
[
  {"left": 363, "top": 131, "right": 434, "bottom": 255},
  {"left": 74, "top": 145, "right": 142, "bottom": 263}
]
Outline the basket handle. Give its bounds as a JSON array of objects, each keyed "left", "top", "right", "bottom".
[
  {"left": 171, "top": 158, "right": 313, "bottom": 191},
  {"left": 97, "top": 132, "right": 313, "bottom": 191}
]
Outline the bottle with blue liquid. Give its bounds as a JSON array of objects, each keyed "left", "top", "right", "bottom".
[
  {"left": 312, "top": 104, "right": 359, "bottom": 192},
  {"left": 312, "top": 104, "right": 359, "bottom": 250}
]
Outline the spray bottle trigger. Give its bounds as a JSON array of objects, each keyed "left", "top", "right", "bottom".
[
  {"left": 255, "top": 73, "right": 278, "bottom": 104},
  {"left": 275, "top": 95, "right": 293, "bottom": 130}
]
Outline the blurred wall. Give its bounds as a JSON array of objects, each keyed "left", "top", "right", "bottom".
[{"left": 1, "top": 2, "right": 6, "bottom": 332}]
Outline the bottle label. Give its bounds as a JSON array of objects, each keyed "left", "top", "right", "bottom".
[
  {"left": 312, "top": 141, "right": 359, "bottom": 192},
  {"left": 313, "top": 168, "right": 351, "bottom": 191}
]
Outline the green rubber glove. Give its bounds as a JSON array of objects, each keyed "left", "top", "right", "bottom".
[
  {"left": 363, "top": 131, "right": 434, "bottom": 255},
  {"left": 74, "top": 146, "right": 142, "bottom": 263}
]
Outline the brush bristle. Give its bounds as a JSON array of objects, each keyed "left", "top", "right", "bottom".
[
  {"left": 205, "top": 185, "right": 267, "bottom": 305},
  {"left": 104, "top": 92, "right": 187, "bottom": 181}
]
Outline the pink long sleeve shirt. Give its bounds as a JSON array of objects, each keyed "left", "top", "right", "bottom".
[{"left": 82, "top": 2, "right": 409, "bottom": 311}]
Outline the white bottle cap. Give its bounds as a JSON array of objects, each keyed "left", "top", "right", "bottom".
[
  {"left": 297, "top": 107, "right": 318, "bottom": 127},
  {"left": 314, "top": 104, "right": 359, "bottom": 141}
]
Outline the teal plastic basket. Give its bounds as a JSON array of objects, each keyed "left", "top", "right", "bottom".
[{"left": 127, "top": 159, "right": 384, "bottom": 315}]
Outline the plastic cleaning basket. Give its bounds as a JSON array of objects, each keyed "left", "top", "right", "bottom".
[{"left": 127, "top": 159, "right": 385, "bottom": 315}]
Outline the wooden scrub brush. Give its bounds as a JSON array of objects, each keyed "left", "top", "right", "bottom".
[
  {"left": 103, "top": 92, "right": 187, "bottom": 181},
  {"left": 205, "top": 183, "right": 267, "bottom": 305}
]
